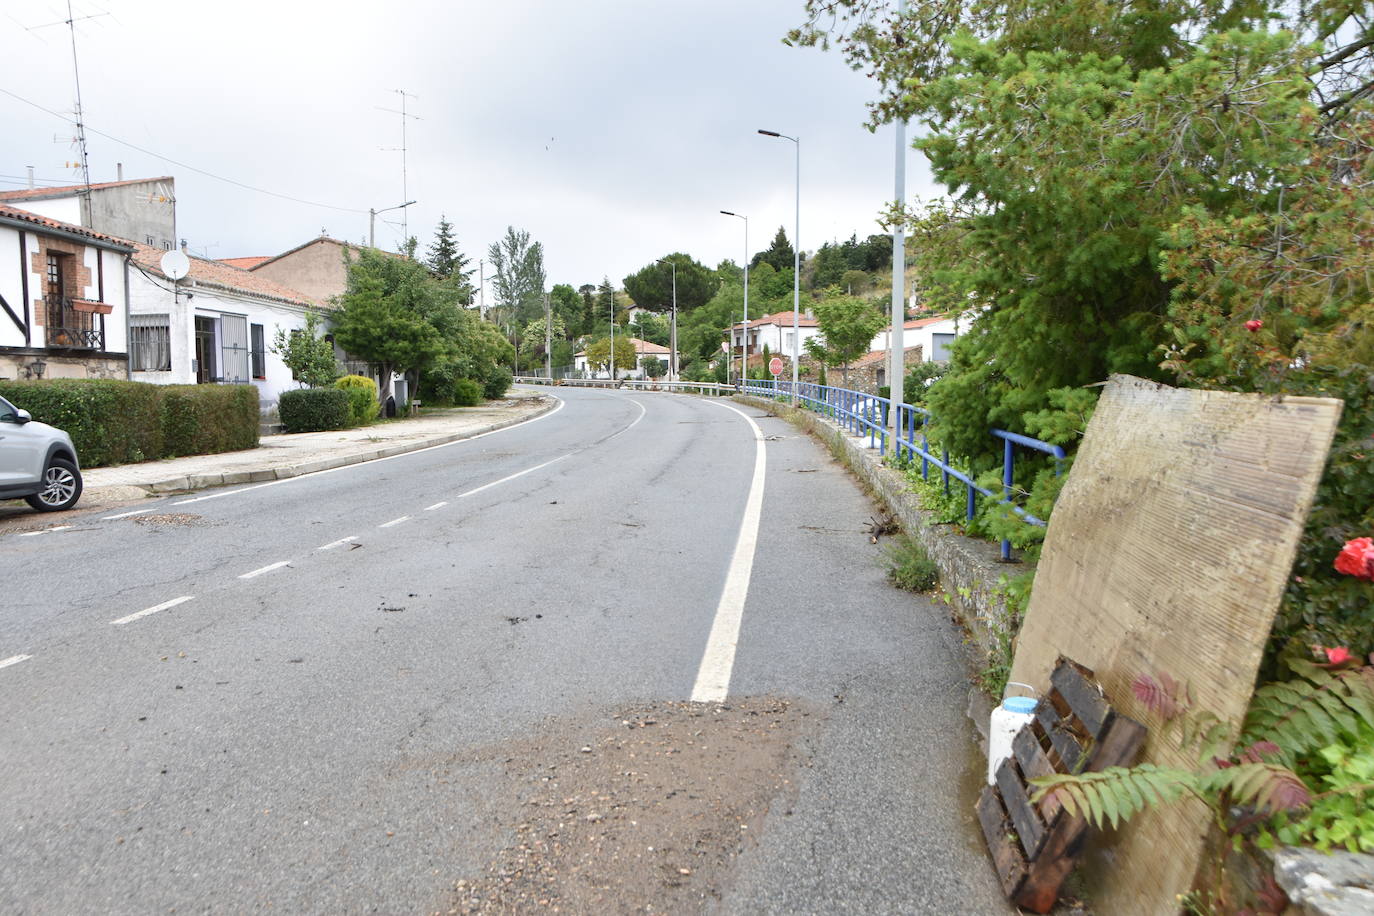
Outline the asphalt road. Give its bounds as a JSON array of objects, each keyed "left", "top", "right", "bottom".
[{"left": 0, "top": 387, "right": 1011, "bottom": 914}]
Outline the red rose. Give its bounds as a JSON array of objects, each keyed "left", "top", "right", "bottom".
[
  {"left": 1335, "top": 537, "right": 1374, "bottom": 580},
  {"left": 1245, "top": 319, "right": 1264, "bottom": 332}
]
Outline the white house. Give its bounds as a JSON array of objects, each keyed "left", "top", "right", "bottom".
[
  {"left": 573, "top": 336, "right": 671, "bottom": 379},
  {"left": 727, "top": 310, "right": 823, "bottom": 363},
  {"left": 127, "top": 243, "right": 325, "bottom": 412},
  {"left": 869, "top": 313, "right": 971, "bottom": 362},
  {"left": 0, "top": 204, "right": 133, "bottom": 382}
]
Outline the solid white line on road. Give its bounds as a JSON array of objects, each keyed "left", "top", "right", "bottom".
[
  {"left": 170, "top": 397, "right": 566, "bottom": 507},
  {"left": 317, "top": 536, "right": 359, "bottom": 550},
  {"left": 238, "top": 560, "right": 292, "bottom": 579},
  {"left": 379, "top": 516, "right": 410, "bottom": 528},
  {"left": 690, "top": 401, "right": 768, "bottom": 704},
  {"left": 111, "top": 596, "right": 194, "bottom": 626},
  {"left": 0, "top": 654, "right": 33, "bottom": 669},
  {"left": 424, "top": 501, "right": 448, "bottom": 511},
  {"left": 103, "top": 508, "right": 154, "bottom": 520},
  {"left": 457, "top": 453, "right": 571, "bottom": 500},
  {"left": 605, "top": 397, "right": 648, "bottom": 440}
]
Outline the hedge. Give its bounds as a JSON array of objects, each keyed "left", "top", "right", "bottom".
[
  {"left": 0, "top": 379, "right": 259, "bottom": 467},
  {"left": 278, "top": 387, "right": 351, "bottom": 432},
  {"left": 452, "top": 378, "right": 483, "bottom": 407}
]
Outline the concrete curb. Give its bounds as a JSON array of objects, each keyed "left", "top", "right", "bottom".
[
  {"left": 736, "top": 394, "right": 1028, "bottom": 687},
  {"left": 90, "top": 398, "right": 559, "bottom": 499}
]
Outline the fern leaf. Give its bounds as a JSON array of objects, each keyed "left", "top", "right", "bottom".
[
  {"left": 1030, "top": 766, "right": 1194, "bottom": 831},
  {"left": 1207, "top": 763, "right": 1310, "bottom": 815}
]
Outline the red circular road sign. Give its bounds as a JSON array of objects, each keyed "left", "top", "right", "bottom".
[{"left": 768, "top": 357, "right": 784, "bottom": 377}]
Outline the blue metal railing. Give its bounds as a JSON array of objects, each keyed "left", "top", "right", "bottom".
[{"left": 741, "top": 378, "right": 1066, "bottom": 560}]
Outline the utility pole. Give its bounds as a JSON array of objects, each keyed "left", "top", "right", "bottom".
[
  {"left": 888, "top": 0, "right": 909, "bottom": 437},
  {"left": 544, "top": 291, "right": 553, "bottom": 379}
]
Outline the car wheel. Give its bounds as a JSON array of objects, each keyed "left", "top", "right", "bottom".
[{"left": 24, "top": 457, "right": 82, "bottom": 512}]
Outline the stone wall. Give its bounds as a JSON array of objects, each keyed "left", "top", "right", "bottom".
[{"left": 0, "top": 351, "right": 127, "bottom": 381}]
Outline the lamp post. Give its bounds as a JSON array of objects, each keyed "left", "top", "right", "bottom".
[
  {"left": 368, "top": 200, "right": 415, "bottom": 250},
  {"left": 655, "top": 258, "right": 678, "bottom": 380},
  {"left": 720, "top": 211, "right": 748, "bottom": 387},
  {"left": 758, "top": 129, "right": 800, "bottom": 401},
  {"left": 609, "top": 281, "right": 616, "bottom": 382},
  {"left": 888, "top": 0, "right": 909, "bottom": 437}
]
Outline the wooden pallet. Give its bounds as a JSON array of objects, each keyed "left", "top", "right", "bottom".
[{"left": 977, "top": 657, "right": 1148, "bottom": 913}]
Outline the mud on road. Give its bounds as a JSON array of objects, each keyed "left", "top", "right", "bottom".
[{"left": 444, "top": 697, "right": 821, "bottom": 915}]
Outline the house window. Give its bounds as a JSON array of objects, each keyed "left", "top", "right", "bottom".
[
  {"left": 130, "top": 314, "right": 171, "bottom": 371},
  {"left": 220, "top": 314, "right": 250, "bottom": 384},
  {"left": 250, "top": 324, "right": 266, "bottom": 379},
  {"left": 146, "top": 235, "right": 155, "bottom": 246},
  {"left": 931, "top": 332, "right": 957, "bottom": 362}
]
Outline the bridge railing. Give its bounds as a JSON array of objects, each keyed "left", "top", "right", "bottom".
[{"left": 741, "top": 378, "right": 1065, "bottom": 561}]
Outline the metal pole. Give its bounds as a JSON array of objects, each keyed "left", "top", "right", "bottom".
[
  {"left": 609, "top": 282, "right": 615, "bottom": 382},
  {"left": 544, "top": 291, "right": 552, "bottom": 379},
  {"left": 889, "top": 0, "right": 908, "bottom": 436},
  {"left": 479, "top": 259, "right": 485, "bottom": 320},
  {"left": 742, "top": 218, "right": 749, "bottom": 386},
  {"left": 670, "top": 262, "right": 678, "bottom": 380},
  {"left": 792, "top": 136, "right": 800, "bottom": 403},
  {"left": 369, "top": 208, "right": 376, "bottom": 248}
]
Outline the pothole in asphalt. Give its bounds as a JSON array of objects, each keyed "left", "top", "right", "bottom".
[
  {"left": 448, "top": 696, "right": 821, "bottom": 914},
  {"left": 131, "top": 513, "right": 205, "bottom": 527}
]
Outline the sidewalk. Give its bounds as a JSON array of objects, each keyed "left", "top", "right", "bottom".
[{"left": 82, "top": 388, "right": 555, "bottom": 499}]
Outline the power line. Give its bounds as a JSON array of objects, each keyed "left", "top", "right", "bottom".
[{"left": 0, "top": 86, "right": 369, "bottom": 214}]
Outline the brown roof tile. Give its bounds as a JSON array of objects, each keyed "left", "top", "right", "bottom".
[
  {"left": 220, "top": 256, "right": 270, "bottom": 270},
  {"left": 132, "top": 243, "right": 322, "bottom": 308},
  {"left": 0, "top": 204, "right": 134, "bottom": 249},
  {"left": 0, "top": 176, "right": 175, "bottom": 202}
]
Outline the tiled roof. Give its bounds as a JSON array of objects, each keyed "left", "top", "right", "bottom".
[
  {"left": 625, "top": 336, "right": 669, "bottom": 355},
  {"left": 131, "top": 243, "right": 322, "bottom": 308},
  {"left": 0, "top": 176, "right": 174, "bottom": 202},
  {"left": 853, "top": 345, "right": 922, "bottom": 367},
  {"left": 0, "top": 204, "right": 134, "bottom": 249},
  {"left": 734, "top": 310, "right": 820, "bottom": 329},
  {"left": 254, "top": 236, "right": 356, "bottom": 269},
  {"left": 220, "top": 256, "right": 270, "bottom": 270}
]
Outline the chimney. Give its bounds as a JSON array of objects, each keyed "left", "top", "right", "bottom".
[
  {"left": 26, "top": 166, "right": 34, "bottom": 189},
  {"left": 117, "top": 162, "right": 123, "bottom": 181}
]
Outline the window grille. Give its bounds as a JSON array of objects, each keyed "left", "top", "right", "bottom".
[{"left": 130, "top": 314, "right": 171, "bottom": 371}]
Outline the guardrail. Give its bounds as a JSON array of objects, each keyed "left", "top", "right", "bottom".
[
  {"left": 741, "top": 378, "right": 1064, "bottom": 561},
  {"left": 514, "top": 377, "right": 732, "bottom": 396}
]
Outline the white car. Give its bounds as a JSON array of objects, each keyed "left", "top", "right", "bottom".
[{"left": 0, "top": 394, "right": 83, "bottom": 512}]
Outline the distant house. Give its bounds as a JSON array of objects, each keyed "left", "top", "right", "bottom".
[
  {"left": 0, "top": 176, "right": 177, "bottom": 252},
  {"left": 870, "top": 313, "right": 970, "bottom": 363},
  {"left": 0, "top": 204, "right": 134, "bottom": 381},
  {"left": 573, "top": 336, "right": 671, "bottom": 379},
  {"left": 727, "top": 310, "right": 823, "bottom": 363},
  {"left": 245, "top": 236, "right": 360, "bottom": 304},
  {"left": 127, "top": 244, "right": 324, "bottom": 411}
]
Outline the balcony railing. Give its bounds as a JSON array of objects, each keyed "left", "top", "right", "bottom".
[{"left": 45, "top": 298, "right": 105, "bottom": 351}]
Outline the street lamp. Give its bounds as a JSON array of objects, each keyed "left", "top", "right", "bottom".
[
  {"left": 369, "top": 200, "right": 415, "bottom": 250},
  {"left": 720, "top": 211, "right": 748, "bottom": 387},
  {"left": 655, "top": 258, "right": 678, "bottom": 381},
  {"left": 758, "top": 129, "right": 800, "bottom": 401}
]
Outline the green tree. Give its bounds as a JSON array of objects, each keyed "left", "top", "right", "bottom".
[
  {"left": 425, "top": 215, "right": 472, "bottom": 283},
  {"left": 270, "top": 311, "right": 339, "bottom": 388},
  {"left": 751, "top": 226, "right": 797, "bottom": 273},
  {"left": 550, "top": 283, "right": 584, "bottom": 336},
  {"left": 641, "top": 356, "right": 666, "bottom": 379},
  {"left": 487, "top": 226, "right": 547, "bottom": 338},
  {"left": 622, "top": 253, "right": 719, "bottom": 315},
  {"left": 519, "top": 314, "right": 567, "bottom": 366},
  {"left": 584, "top": 335, "right": 636, "bottom": 379},
  {"left": 804, "top": 289, "right": 886, "bottom": 387}
]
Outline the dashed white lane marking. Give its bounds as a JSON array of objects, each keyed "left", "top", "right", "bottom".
[
  {"left": 424, "top": 501, "right": 448, "bottom": 511},
  {"left": 238, "top": 560, "right": 292, "bottom": 579},
  {"left": 111, "top": 596, "right": 194, "bottom": 626},
  {"left": 457, "top": 454, "right": 571, "bottom": 500},
  {"left": 103, "top": 508, "right": 154, "bottom": 520},
  {"left": 379, "top": 516, "right": 411, "bottom": 528},
  {"left": 0, "top": 654, "right": 33, "bottom": 669},
  {"left": 169, "top": 396, "right": 566, "bottom": 507},
  {"left": 318, "top": 536, "right": 359, "bottom": 550},
  {"left": 690, "top": 401, "right": 768, "bottom": 704}
]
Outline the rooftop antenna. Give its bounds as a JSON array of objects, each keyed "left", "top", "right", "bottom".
[
  {"left": 377, "top": 90, "right": 421, "bottom": 244},
  {"left": 29, "top": 3, "right": 108, "bottom": 214}
]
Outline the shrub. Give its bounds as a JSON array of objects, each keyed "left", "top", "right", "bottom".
[
  {"left": 0, "top": 379, "right": 260, "bottom": 466},
  {"left": 277, "top": 387, "right": 350, "bottom": 432},
  {"left": 159, "top": 385, "right": 259, "bottom": 457},
  {"left": 452, "top": 378, "right": 483, "bottom": 407},
  {"left": 333, "top": 374, "right": 379, "bottom": 426},
  {"left": 884, "top": 535, "right": 939, "bottom": 592},
  {"left": 481, "top": 365, "right": 512, "bottom": 400}
]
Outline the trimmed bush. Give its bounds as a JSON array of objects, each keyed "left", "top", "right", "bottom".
[
  {"left": 452, "top": 378, "right": 483, "bottom": 407},
  {"left": 159, "top": 385, "right": 259, "bottom": 457},
  {"left": 0, "top": 379, "right": 260, "bottom": 467},
  {"left": 334, "top": 374, "right": 379, "bottom": 426},
  {"left": 278, "top": 387, "right": 351, "bottom": 432},
  {"left": 481, "top": 365, "right": 512, "bottom": 400}
]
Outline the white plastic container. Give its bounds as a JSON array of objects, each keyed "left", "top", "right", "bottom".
[{"left": 987, "top": 683, "right": 1038, "bottom": 785}]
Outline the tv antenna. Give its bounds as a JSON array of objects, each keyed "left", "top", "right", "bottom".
[
  {"left": 35, "top": 2, "right": 103, "bottom": 197},
  {"left": 377, "top": 89, "right": 421, "bottom": 244}
]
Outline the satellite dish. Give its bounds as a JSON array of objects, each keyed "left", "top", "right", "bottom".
[{"left": 160, "top": 250, "right": 190, "bottom": 281}]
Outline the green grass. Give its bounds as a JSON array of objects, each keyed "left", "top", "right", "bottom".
[{"left": 884, "top": 535, "right": 939, "bottom": 592}]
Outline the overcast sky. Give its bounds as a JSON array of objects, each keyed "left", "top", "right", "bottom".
[{"left": 4, "top": 0, "right": 940, "bottom": 292}]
